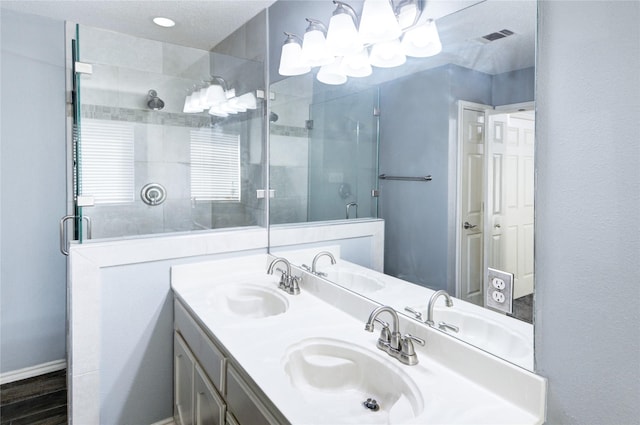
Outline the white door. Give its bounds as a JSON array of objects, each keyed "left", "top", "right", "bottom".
[
  {"left": 487, "top": 109, "right": 535, "bottom": 299},
  {"left": 458, "top": 103, "right": 491, "bottom": 306}
]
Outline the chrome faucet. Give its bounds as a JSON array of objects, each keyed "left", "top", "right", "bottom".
[
  {"left": 267, "top": 257, "right": 300, "bottom": 295},
  {"left": 365, "top": 305, "right": 424, "bottom": 366},
  {"left": 311, "top": 251, "right": 336, "bottom": 276},
  {"left": 426, "top": 290, "right": 454, "bottom": 326},
  {"left": 346, "top": 202, "right": 358, "bottom": 219}
]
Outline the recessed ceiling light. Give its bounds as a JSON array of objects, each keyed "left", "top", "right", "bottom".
[{"left": 153, "top": 17, "right": 175, "bottom": 28}]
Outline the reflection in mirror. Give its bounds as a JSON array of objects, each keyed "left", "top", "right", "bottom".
[{"left": 268, "top": 0, "right": 536, "bottom": 370}]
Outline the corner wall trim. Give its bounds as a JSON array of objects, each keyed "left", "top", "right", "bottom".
[{"left": 0, "top": 359, "right": 67, "bottom": 385}]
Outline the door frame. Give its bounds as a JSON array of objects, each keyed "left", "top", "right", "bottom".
[
  {"left": 454, "top": 100, "right": 493, "bottom": 304},
  {"left": 454, "top": 100, "right": 535, "bottom": 304},
  {"left": 484, "top": 101, "right": 536, "bottom": 302}
]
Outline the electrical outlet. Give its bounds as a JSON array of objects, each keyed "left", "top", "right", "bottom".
[
  {"left": 486, "top": 267, "right": 513, "bottom": 314},
  {"left": 492, "top": 277, "right": 506, "bottom": 290}
]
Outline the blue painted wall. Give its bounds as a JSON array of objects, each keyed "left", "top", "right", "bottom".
[
  {"left": 0, "top": 9, "right": 67, "bottom": 374},
  {"left": 379, "top": 64, "right": 533, "bottom": 291}
]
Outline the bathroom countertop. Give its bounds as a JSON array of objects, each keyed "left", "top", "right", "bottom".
[{"left": 171, "top": 254, "right": 545, "bottom": 425}]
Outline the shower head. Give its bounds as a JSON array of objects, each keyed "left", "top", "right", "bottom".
[
  {"left": 147, "top": 90, "right": 165, "bottom": 110},
  {"left": 269, "top": 111, "right": 279, "bottom": 122}
]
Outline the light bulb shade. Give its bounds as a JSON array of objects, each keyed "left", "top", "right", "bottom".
[
  {"left": 226, "top": 98, "right": 247, "bottom": 113},
  {"left": 326, "top": 12, "right": 362, "bottom": 57},
  {"left": 185, "top": 93, "right": 204, "bottom": 113},
  {"left": 340, "top": 48, "right": 373, "bottom": 77},
  {"left": 195, "top": 87, "right": 208, "bottom": 109},
  {"left": 205, "top": 84, "right": 226, "bottom": 107},
  {"left": 237, "top": 92, "right": 257, "bottom": 110},
  {"left": 302, "top": 29, "right": 334, "bottom": 67},
  {"left": 358, "top": 0, "right": 403, "bottom": 44},
  {"left": 208, "top": 106, "right": 229, "bottom": 117},
  {"left": 317, "top": 58, "right": 348, "bottom": 85},
  {"left": 402, "top": 19, "right": 442, "bottom": 57},
  {"left": 369, "top": 39, "right": 407, "bottom": 68},
  {"left": 183, "top": 94, "right": 194, "bottom": 113},
  {"left": 279, "top": 38, "right": 311, "bottom": 76},
  {"left": 397, "top": 1, "right": 419, "bottom": 29}
]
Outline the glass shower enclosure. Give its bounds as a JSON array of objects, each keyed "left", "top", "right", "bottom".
[{"left": 69, "top": 23, "right": 266, "bottom": 242}]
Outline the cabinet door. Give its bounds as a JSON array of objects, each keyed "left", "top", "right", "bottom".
[
  {"left": 175, "top": 333, "right": 195, "bottom": 425},
  {"left": 194, "top": 364, "right": 226, "bottom": 425},
  {"left": 226, "top": 365, "right": 279, "bottom": 425}
]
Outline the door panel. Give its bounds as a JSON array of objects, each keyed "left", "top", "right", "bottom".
[
  {"left": 487, "top": 110, "right": 535, "bottom": 299},
  {"left": 459, "top": 105, "right": 488, "bottom": 306}
]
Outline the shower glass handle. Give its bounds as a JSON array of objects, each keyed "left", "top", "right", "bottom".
[{"left": 60, "top": 215, "right": 92, "bottom": 256}]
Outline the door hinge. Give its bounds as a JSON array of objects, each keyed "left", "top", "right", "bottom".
[
  {"left": 373, "top": 107, "right": 381, "bottom": 117},
  {"left": 74, "top": 61, "right": 93, "bottom": 75}
]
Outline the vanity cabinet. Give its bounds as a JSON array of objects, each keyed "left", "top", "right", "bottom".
[
  {"left": 174, "top": 299, "right": 286, "bottom": 425},
  {"left": 174, "top": 333, "right": 225, "bottom": 425}
]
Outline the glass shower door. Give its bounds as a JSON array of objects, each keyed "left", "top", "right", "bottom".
[{"left": 307, "top": 87, "right": 379, "bottom": 221}]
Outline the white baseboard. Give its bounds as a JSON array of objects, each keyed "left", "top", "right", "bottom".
[
  {"left": 150, "top": 418, "right": 175, "bottom": 425},
  {"left": 0, "top": 359, "right": 67, "bottom": 385}
]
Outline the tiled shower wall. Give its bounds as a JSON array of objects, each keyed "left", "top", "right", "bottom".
[{"left": 78, "top": 26, "right": 263, "bottom": 239}]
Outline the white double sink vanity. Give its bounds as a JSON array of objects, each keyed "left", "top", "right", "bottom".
[{"left": 171, "top": 253, "right": 546, "bottom": 425}]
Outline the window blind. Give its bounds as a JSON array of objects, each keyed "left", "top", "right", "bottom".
[
  {"left": 190, "top": 129, "right": 241, "bottom": 202},
  {"left": 80, "top": 119, "right": 135, "bottom": 204}
]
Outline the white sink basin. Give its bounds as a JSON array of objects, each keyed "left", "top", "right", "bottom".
[
  {"left": 431, "top": 307, "right": 532, "bottom": 364},
  {"left": 207, "top": 283, "right": 289, "bottom": 319},
  {"left": 324, "top": 269, "right": 385, "bottom": 294},
  {"left": 282, "top": 338, "right": 424, "bottom": 424}
]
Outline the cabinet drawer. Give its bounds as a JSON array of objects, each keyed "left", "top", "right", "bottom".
[
  {"left": 175, "top": 300, "right": 225, "bottom": 394},
  {"left": 225, "top": 365, "right": 279, "bottom": 425}
]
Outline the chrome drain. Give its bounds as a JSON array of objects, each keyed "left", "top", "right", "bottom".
[{"left": 363, "top": 398, "right": 380, "bottom": 412}]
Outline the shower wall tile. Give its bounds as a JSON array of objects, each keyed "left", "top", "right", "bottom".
[
  {"left": 80, "top": 26, "right": 162, "bottom": 73},
  {"left": 80, "top": 63, "right": 119, "bottom": 106},
  {"left": 162, "top": 200, "right": 193, "bottom": 232},
  {"left": 270, "top": 134, "right": 308, "bottom": 167},
  {"left": 162, "top": 44, "right": 210, "bottom": 79},
  {"left": 163, "top": 126, "right": 191, "bottom": 164},
  {"left": 135, "top": 124, "right": 164, "bottom": 162},
  {"left": 159, "top": 162, "right": 190, "bottom": 201}
]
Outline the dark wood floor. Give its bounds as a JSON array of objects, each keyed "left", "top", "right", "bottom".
[{"left": 0, "top": 369, "right": 67, "bottom": 425}]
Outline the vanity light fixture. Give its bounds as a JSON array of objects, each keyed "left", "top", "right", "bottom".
[
  {"left": 278, "top": 0, "right": 443, "bottom": 85},
  {"left": 401, "top": 18, "right": 442, "bottom": 57},
  {"left": 279, "top": 33, "right": 312, "bottom": 76},
  {"left": 325, "top": 1, "right": 363, "bottom": 56},
  {"left": 301, "top": 19, "right": 334, "bottom": 67},
  {"left": 182, "top": 76, "right": 257, "bottom": 117},
  {"left": 358, "top": 0, "right": 402, "bottom": 44},
  {"left": 152, "top": 17, "right": 175, "bottom": 28}
]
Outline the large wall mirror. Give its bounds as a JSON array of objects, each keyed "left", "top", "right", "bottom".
[{"left": 267, "top": 0, "right": 537, "bottom": 370}]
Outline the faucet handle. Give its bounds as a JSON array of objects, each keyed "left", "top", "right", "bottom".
[
  {"left": 404, "top": 333, "right": 425, "bottom": 347},
  {"left": 374, "top": 318, "right": 391, "bottom": 349},
  {"left": 404, "top": 306, "right": 424, "bottom": 321},
  {"left": 399, "top": 333, "right": 425, "bottom": 366},
  {"left": 287, "top": 275, "right": 301, "bottom": 295},
  {"left": 301, "top": 264, "right": 311, "bottom": 272},
  {"left": 275, "top": 268, "right": 288, "bottom": 289}
]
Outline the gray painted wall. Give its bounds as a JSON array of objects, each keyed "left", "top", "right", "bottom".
[
  {"left": 379, "top": 64, "right": 528, "bottom": 291},
  {"left": 0, "top": 10, "right": 67, "bottom": 373},
  {"left": 535, "top": 1, "right": 640, "bottom": 424}
]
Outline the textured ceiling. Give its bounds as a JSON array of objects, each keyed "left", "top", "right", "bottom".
[{"left": 0, "top": 0, "right": 277, "bottom": 51}]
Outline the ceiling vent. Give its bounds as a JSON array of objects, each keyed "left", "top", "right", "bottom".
[{"left": 481, "top": 29, "right": 515, "bottom": 42}]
